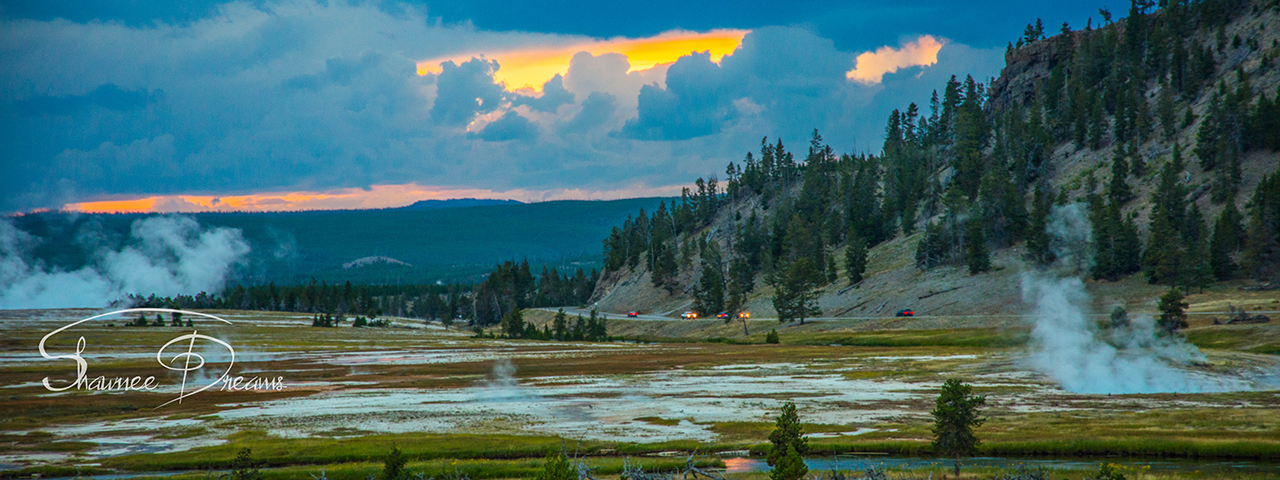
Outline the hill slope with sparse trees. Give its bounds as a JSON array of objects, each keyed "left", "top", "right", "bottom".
[{"left": 590, "top": 0, "right": 1280, "bottom": 319}]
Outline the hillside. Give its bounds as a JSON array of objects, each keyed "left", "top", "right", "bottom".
[
  {"left": 589, "top": 0, "right": 1280, "bottom": 319},
  {"left": 7, "top": 198, "right": 668, "bottom": 286}
]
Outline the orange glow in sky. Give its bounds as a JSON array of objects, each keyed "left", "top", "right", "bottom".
[
  {"left": 63, "top": 183, "right": 685, "bottom": 214},
  {"left": 846, "top": 35, "right": 945, "bottom": 85},
  {"left": 416, "top": 29, "right": 749, "bottom": 92}
]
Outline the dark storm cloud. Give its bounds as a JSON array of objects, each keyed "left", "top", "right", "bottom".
[
  {"left": 282, "top": 53, "right": 382, "bottom": 90},
  {"left": 0, "top": 0, "right": 231, "bottom": 26},
  {"left": 473, "top": 111, "right": 537, "bottom": 141},
  {"left": 430, "top": 58, "right": 508, "bottom": 126},
  {"left": 617, "top": 27, "right": 857, "bottom": 143},
  {"left": 512, "top": 74, "right": 574, "bottom": 113},
  {"left": 14, "top": 84, "right": 156, "bottom": 116},
  {"left": 407, "top": 0, "right": 1128, "bottom": 51},
  {"left": 559, "top": 91, "right": 616, "bottom": 134},
  {"left": 621, "top": 52, "right": 735, "bottom": 141},
  {"left": 1, "top": 0, "right": 1107, "bottom": 214}
]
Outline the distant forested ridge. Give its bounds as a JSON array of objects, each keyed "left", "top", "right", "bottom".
[
  {"left": 131, "top": 281, "right": 469, "bottom": 323},
  {"left": 596, "top": 0, "right": 1280, "bottom": 316},
  {"left": 8, "top": 197, "right": 668, "bottom": 287}
]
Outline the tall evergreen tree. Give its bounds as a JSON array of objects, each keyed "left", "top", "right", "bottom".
[
  {"left": 1210, "top": 200, "right": 1245, "bottom": 279},
  {"left": 693, "top": 242, "right": 726, "bottom": 316},
  {"left": 931, "top": 379, "right": 986, "bottom": 478},
  {"left": 965, "top": 218, "right": 991, "bottom": 275},
  {"left": 845, "top": 232, "right": 868, "bottom": 285},
  {"left": 1157, "top": 287, "right": 1189, "bottom": 333},
  {"left": 767, "top": 402, "right": 809, "bottom": 467},
  {"left": 773, "top": 257, "right": 822, "bottom": 325},
  {"left": 1026, "top": 185, "right": 1054, "bottom": 265}
]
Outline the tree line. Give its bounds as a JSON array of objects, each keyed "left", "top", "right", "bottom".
[{"left": 471, "top": 259, "right": 598, "bottom": 327}]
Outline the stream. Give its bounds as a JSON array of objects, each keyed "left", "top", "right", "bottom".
[{"left": 723, "top": 456, "right": 1280, "bottom": 475}]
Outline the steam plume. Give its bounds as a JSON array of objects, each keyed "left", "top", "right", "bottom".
[
  {"left": 1023, "top": 205, "right": 1253, "bottom": 394},
  {"left": 0, "top": 215, "right": 249, "bottom": 309}
]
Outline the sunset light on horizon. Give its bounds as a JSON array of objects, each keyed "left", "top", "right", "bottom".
[{"left": 62, "top": 183, "right": 686, "bottom": 214}]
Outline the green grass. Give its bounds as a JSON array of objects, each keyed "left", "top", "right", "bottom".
[
  {"left": 106, "top": 457, "right": 722, "bottom": 480},
  {"left": 1185, "top": 327, "right": 1280, "bottom": 354},
  {"left": 634, "top": 416, "right": 683, "bottom": 426},
  {"left": 754, "top": 329, "right": 1028, "bottom": 348},
  {"left": 102, "top": 432, "right": 586, "bottom": 471},
  {"left": 0, "top": 465, "right": 112, "bottom": 480},
  {"left": 624, "top": 328, "right": 1027, "bottom": 348}
]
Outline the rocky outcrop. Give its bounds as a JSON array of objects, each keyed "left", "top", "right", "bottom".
[{"left": 987, "top": 39, "right": 1062, "bottom": 112}]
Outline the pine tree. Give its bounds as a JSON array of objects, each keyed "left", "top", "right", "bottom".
[
  {"left": 1157, "top": 287, "right": 1189, "bottom": 333},
  {"left": 1026, "top": 185, "right": 1054, "bottom": 265},
  {"left": 770, "top": 446, "right": 808, "bottom": 480},
  {"left": 965, "top": 218, "right": 991, "bottom": 274},
  {"left": 1114, "top": 210, "right": 1143, "bottom": 275},
  {"left": 534, "top": 451, "right": 576, "bottom": 480},
  {"left": 693, "top": 242, "right": 725, "bottom": 316},
  {"left": 773, "top": 257, "right": 822, "bottom": 325},
  {"left": 552, "top": 308, "right": 568, "bottom": 340},
  {"left": 845, "top": 232, "right": 868, "bottom": 285},
  {"left": 767, "top": 402, "right": 809, "bottom": 467},
  {"left": 931, "top": 379, "right": 986, "bottom": 477},
  {"left": 380, "top": 445, "right": 408, "bottom": 480},
  {"left": 1144, "top": 204, "right": 1183, "bottom": 284},
  {"left": 1210, "top": 200, "right": 1244, "bottom": 279},
  {"left": 501, "top": 308, "right": 526, "bottom": 339},
  {"left": 1243, "top": 174, "right": 1280, "bottom": 279},
  {"left": 1089, "top": 92, "right": 1108, "bottom": 149},
  {"left": 1181, "top": 235, "right": 1213, "bottom": 292},
  {"left": 1108, "top": 147, "right": 1133, "bottom": 204}
]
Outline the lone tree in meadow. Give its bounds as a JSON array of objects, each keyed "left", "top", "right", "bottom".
[
  {"left": 1157, "top": 287, "right": 1189, "bottom": 333},
  {"left": 380, "top": 445, "right": 409, "bottom": 480},
  {"left": 535, "top": 450, "right": 576, "bottom": 480},
  {"left": 767, "top": 402, "right": 808, "bottom": 480},
  {"left": 767, "top": 401, "right": 809, "bottom": 465},
  {"left": 230, "top": 448, "right": 262, "bottom": 480},
  {"left": 931, "top": 378, "right": 985, "bottom": 477}
]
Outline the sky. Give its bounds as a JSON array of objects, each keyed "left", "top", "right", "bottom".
[{"left": 0, "top": 0, "right": 1128, "bottom": 214}]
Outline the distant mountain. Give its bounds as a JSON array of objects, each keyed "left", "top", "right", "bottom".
[
  {"left": 399, "top": 198, "right": 523, "bottom": 210},
  {"left": 7, "top": 197, "right": 672, "bottom": 286}
]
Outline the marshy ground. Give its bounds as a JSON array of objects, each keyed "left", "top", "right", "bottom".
[{"left": 1, "top": 294, "right": 1279, "bottom": 479}]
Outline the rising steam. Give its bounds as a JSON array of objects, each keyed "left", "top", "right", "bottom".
[
  {"left": 0, "top": 215, "right": 249, "bottom": 309},
  {"left": 1023, "top": 204, "right": 1253, "bottom": 394}
]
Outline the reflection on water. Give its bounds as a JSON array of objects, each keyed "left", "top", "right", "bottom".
[
  {"left": 722, "top": 456, "right": 1280, "bottom": 475},
  {"left": 722, "top": 457, "right": 757, "bottom": 473}
]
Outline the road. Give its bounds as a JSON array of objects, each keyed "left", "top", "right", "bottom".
[{"left": 536, "top": 307, "right": 1280, "bottom": 323}]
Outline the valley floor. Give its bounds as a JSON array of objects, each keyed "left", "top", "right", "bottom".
[{"left": 1, "top": 297, "right": 1278, "bottom": 479}]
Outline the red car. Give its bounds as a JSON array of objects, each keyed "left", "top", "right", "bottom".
[{"left": 627, "top": 311, "right": 640, "bottom": 317}]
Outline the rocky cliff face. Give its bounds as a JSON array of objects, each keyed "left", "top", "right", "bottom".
[{"left": 988, "top": 38, "right": 1063, "bottom": 112}]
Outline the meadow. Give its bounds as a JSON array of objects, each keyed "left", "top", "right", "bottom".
[{"left": 1, "top": 299, "right": 1278, "bottom": 480}]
